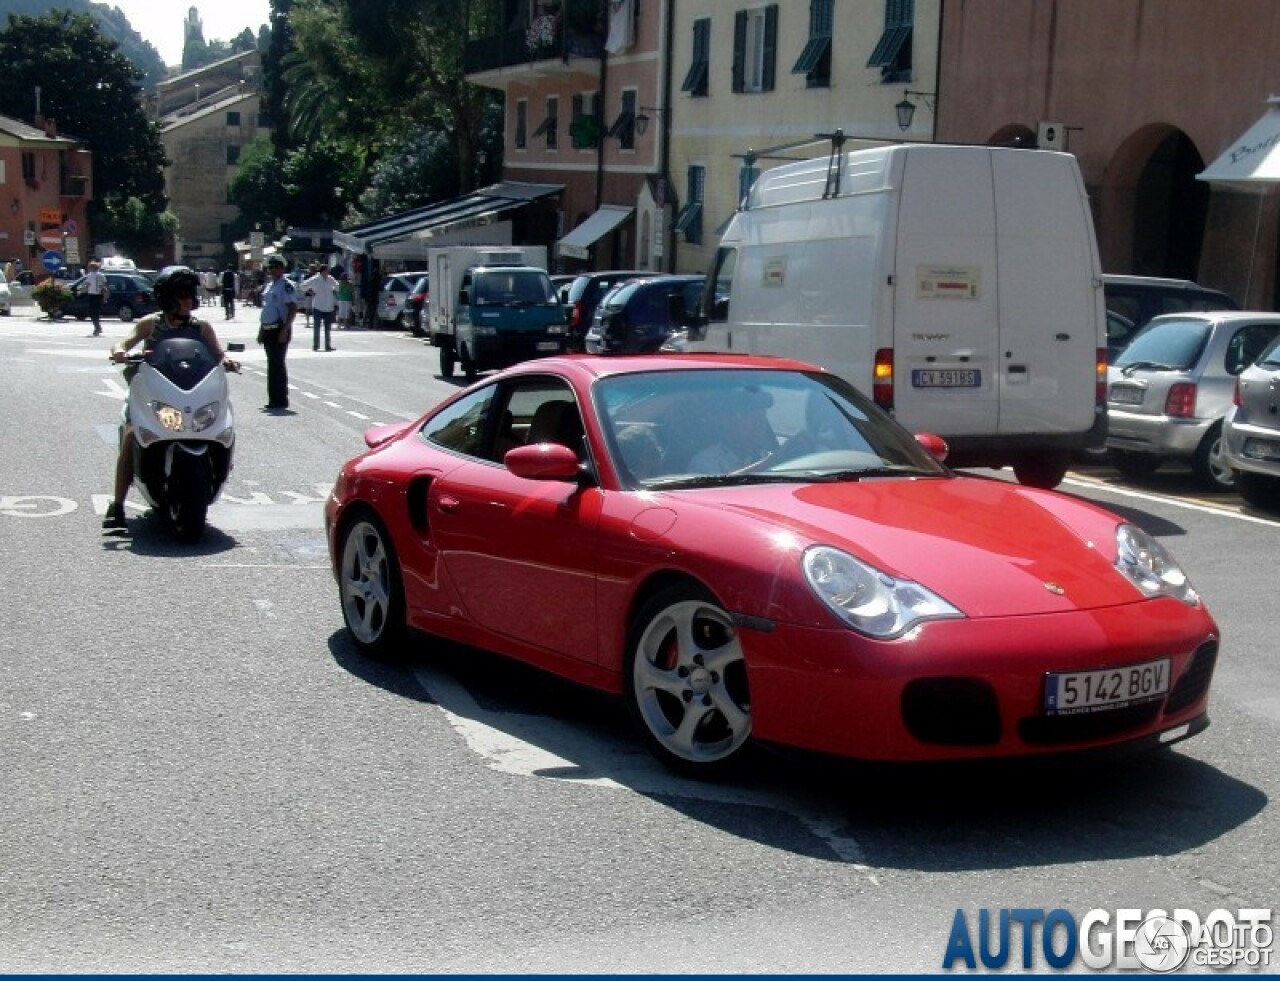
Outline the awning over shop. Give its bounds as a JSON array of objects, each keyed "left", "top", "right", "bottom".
[
  {"left": 557, "top": 205, "right": 634, "bottom": 260},
  {"left": 333, "top": 181, "right": 563, "bottom": 255},
  {"left": 1198, "top": 96, "right": 1280, "bottom": 187}
]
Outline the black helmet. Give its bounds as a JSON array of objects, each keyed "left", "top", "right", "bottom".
[{"left": 153, "top": 265, "right": 200, "bottom": 315}]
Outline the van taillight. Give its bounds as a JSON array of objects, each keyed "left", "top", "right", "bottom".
[
  {"left": 1096, "top": 348, "right": 1107, "bottom": 404},
  {"left": 570, "top": 303, "right": 583, "bottom": 329},
  {"left": 873, "top": 348, "right": 894, "bottom": 408},
  {"left": 1233, "top": 379, "right": 1242, "bottom": 407},
  {"left": 1165, "top": 382, "right": 1197, "bottom": 418}
]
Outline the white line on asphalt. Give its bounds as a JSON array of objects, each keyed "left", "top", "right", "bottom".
[
  {"left": 1062, "top": 475, "right": 1280, "bottom": 527},
  {"left": 412, "top": 659, "right": 867, "bottom": 865}
]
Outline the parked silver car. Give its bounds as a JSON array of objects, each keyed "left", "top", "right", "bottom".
[
  {"left": 1106, "top": 312, "right": 1280, "bottom": 489},
  {"left": 1223, "top": 333, "right": 1280, "bottom": 509}
]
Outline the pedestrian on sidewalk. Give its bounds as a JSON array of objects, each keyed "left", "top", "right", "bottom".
[
  {"left": 336, "top": 272, "right": 354, "bottom": 328},
  {"left": 301, "top": 264, "right": 339, "bottom": 350},
  {"left": 84, "top": 260, "right": 110, "bottom": 336},
  {"left": 221, "top": 264, "right": 239, "bottom": 320},
  {"left": 258, "top": 256, "right": 297, "bottom": 410}
]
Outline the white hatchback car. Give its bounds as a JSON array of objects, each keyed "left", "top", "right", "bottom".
[
  {"left": 1223, "top": 333, "right": 1280, "bottom": 509},
  {"left": 0, "top": 278, "right": 11, "bottom": 316},
  {"left": 1106, "top": 311, "right": 1280, "bottom": 489}
]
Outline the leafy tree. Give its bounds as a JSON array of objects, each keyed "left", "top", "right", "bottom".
[
  {"left": 0, "top": 11, "right": 170, "bottom": 250},
  {"left": 288, "top": 0, "right": 500, "bottom": 198}
]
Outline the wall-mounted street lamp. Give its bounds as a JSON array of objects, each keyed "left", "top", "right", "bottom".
[
  {"left": 895, "top": 90, "right": 937, "bottom": 131},
  {"left": 633, "top": 106, "right": 664, "bottom": 136}
]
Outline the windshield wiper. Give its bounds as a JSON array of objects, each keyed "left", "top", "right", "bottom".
[
  {"left": 644, "top": 472, "right": 804, "bottom": 489},
  {"left": 1120, "top": 360, "right": 1178, "bottom": 376},
  {"left": 807, "top": 466, "right": 943, "bottom": 482}
]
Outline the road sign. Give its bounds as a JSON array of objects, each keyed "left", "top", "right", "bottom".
[
  {"left": 39, "top": 231, "right": 63, "bottom": 250},
  {"left": 42, "top": 250, "right": 64, "bottom": 271},
  {"left": 63, "top": 219, "right": 78, "bottom": 236}
]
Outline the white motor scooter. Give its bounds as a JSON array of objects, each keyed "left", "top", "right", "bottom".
[{"left": 120, "top": 336, "right": 243, "bottom": 542}]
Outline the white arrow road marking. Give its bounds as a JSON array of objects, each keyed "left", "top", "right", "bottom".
[
  {"left": 95, "top": 378, "right": 129, "bottom": 400},
  {"left": 412, "top": 659, "right": 866, "bottom": 864}
]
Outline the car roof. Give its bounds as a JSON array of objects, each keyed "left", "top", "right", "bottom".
[
  {"left": 1144, "top": 310, "right": 1280, "bottom": 327},
  {"left": 1102, "top": 274, "right": 1205, "bottom": 289},
  {"left": 502, "top": 352, "right": 820, "bottom": 382}
]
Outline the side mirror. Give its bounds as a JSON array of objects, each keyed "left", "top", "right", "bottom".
[
  {"left": 459, "top": 288, "right": 470, "bottom": 305},
  {"left": 505, "top": 443, "right": 582, "bottom": 482},
  {"left": 914, "top": 432, "right": 949, "bottom": 462}
]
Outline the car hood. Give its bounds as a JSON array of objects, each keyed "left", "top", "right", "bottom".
[{"left": 667, "top": 476, "right": 1134, "bottom": 618}]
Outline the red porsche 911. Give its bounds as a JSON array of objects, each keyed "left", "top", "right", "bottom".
[{"left": 324, "top": 354, "right": 1219, "bottom": 776}]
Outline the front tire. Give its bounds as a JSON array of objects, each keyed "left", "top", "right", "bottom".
[
  {"left": 118, "top": 304, "right": 135, "bottom": 322},
  {"left": 1111, "top": 449, "right": 1162, "bottom": 480},
  {"left": 625, "top": 583, "right": 752, "bottom": 776},
  {"left": 338, "top": 512, "right": 406, "bottom": 660},
  {"left": 165, "top": 452, "right": 211, "bottom": 543},
  {"left": 439, "top": 341, "right": 455, "bottom": 378},
  {"left": 460, "top": 342, "right": 478, "bottom": 381}
]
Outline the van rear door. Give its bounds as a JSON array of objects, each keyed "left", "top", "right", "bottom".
[
  {"left": 890, "top": 147, "right": 1000, "bottom": 436},
  {"left": 988, "top": 150, "right": 1101, "bottom": 437},
  {"left": 891, "top": 148, "right": 1100, "bottom": 439}
]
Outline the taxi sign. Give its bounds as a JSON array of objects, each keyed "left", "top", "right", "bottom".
[{"left": 39, "top": 209, "right": 64, "bottom": 225}]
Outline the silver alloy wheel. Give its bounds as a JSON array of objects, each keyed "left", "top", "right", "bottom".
[
  {"left": 1205, "top": 435, "right": 1235, "bottom": 489},
  {"left": 631, "top": 597, "right": 751, "bottom": 765},
  {"left": 341, "top": 519, "right": 393, "bottom": 645}
]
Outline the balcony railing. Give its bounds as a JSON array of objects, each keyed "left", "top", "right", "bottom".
[{"left": 465, "top": 20, "right": 603, "bottom": 74}]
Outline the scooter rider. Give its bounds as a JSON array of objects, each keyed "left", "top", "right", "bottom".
[{"left": 103, "top": 265, "right": 240, "bottom": 529}]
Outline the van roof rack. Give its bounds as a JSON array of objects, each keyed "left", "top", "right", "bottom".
[{"left": 733, "top": 128, "right": 852, "bottom": 209}]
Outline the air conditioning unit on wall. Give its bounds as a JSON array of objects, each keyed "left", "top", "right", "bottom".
[{"left": 1038, "top": 121, "right": 1066, "bottom": 151}]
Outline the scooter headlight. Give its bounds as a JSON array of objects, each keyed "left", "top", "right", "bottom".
[
  {"left": 150, "top": 401, "right": 185, "bottom": 432},
  {"left": 192, "top": 400, "right": 221, "bottom": 432}
]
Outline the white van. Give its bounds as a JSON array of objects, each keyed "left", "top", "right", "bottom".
[{"left": 687, "top": 143, "right": 1107, "bottom": 487}]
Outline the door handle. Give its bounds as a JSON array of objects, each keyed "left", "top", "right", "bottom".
[{"left": 438, "top": 494, "right": 460, "bottom": 513}]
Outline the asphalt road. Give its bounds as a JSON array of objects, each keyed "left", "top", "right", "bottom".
[{"left": 0, "top": 303, "right": 1276, "bottom": 972}]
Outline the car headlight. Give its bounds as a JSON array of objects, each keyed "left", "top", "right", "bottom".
[
  {"left": 149, "top": 401, "right": 185, "bottom": 432},
  {"left": 1114, "top": 523, "right": 1199, "bottom": 606},
  {"left": 803, "top": 545, "right": 963, "bottom": 639},
  {"left": 192, "top": 400, "right": 221, "bottom": 432}
]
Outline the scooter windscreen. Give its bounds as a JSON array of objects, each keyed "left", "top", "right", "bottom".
[{"left": 146, "top": 337, "right": 220, "bottom": 391}]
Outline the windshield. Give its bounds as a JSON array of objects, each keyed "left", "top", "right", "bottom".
[
  {"left": 595, "top": 368, "right": 949, "bottom": 488},
  {"left": 474, "top": 269, "right": 555, "bottom": 305}
]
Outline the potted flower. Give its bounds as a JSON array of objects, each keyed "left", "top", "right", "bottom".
[
  {"left": 33, "top": 277, "right": 73, "bottom": 319},
  {"left": 526, "top": 12, "right": 559, "bottom": 55}
]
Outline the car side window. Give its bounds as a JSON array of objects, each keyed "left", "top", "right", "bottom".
[
  {"left": 422, "top": 386, "right": 497, "bottom": 458},
  {"left": 497, "top": 379, "right": 585, "bottom": 462},
  {"left": 704, "top": 247, "right": 737, "bottom": 324},
  {"left": 1225, "top": 325, "right": 1280, "bottom": 376}
]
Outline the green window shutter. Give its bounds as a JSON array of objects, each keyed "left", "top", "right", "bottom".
[
  {"left": 732, "top": 10, "right": 747, "bottom": 93},
  {"left": 761, "top": 5, "right": 778, "bottom": 92}
]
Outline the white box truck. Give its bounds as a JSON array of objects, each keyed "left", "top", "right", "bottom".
[
  {"left": 428, "top": 245, "right": 566, "bottom": 379},
  {"left": 688, "top": 143, "right": 1107, "bottom": 487}
]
